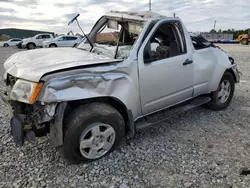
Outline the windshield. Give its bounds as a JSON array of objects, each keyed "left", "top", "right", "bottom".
[
  {"left": 191, "top": 34, "right": 212, "bottom": 50},
  {"left": 54, "top": 36, "right": 63, "bottom": 40},
  {"left": 77, "top": 18, "right": 144, "bottom": 59}
]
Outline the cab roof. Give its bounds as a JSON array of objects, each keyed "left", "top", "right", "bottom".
[{"left": 105, "top": 11, "right": 166, "bottom": 22}]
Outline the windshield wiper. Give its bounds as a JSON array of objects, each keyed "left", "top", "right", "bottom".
[
  {"left": 114, "top": 27, "right": 124, "bottom": 59},
  {"left": 68, "top": 14, "right": 94, "bottom": 51}
]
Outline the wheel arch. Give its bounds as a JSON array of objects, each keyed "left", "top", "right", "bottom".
[
  {"left": 210, "top": 67, "right": 238, "bottom": 93},
  {"left": 27, "top": 42, "right": 36, "bottom": 48},
  {"left": 64, "top": 96, "right": 135, "bottom": 138},
  {"left": 226, "top": 68, "right": 237, "bottom": 83},
  {"left": 49, "top": 43, "right": 57, "bottom": 47},
  {"left": 50, "top": 97, "right": 135, "bottom": 147}
]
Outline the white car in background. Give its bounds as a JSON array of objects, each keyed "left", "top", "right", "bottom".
[
  {"left": 3, "top": 38, "right": 22, "bottom": 47},
  {"left": 22, "top": 34, "right": 54, "bottom": 50},
  {"left": 42, "top": 35, "right": 82, "bottom": 48}
]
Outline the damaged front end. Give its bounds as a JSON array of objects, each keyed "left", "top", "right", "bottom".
[{"left": 1, "top": 80, "right": 64, "bottom": 147}]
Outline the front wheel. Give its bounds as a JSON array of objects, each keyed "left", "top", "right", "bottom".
[
  {"left": 205, "top": 72, "right": 235, "bottom": 111},
  {"left": 61, "top": 103, "right": 125, "bottom": 164},
  {"left": 49, "top": 44, "right": 57, "bottom": 48},
  {"left": 3, "top": 43, "right": 9, "bottom": 47},
  {"left": 27, "top": 43, "right": 36, "bottom": 50},
  {"left": 241, "top": 38, "right": 249, "bottom": 45}
]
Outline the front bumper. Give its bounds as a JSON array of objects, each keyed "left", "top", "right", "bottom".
[
  {"left": 42, "top": 44, "right": 49, "bottom": 48},
  {"left": 1, "top": 92, "right": 25, "bottom": 146},
  {"left": 21, "top": 44, "right": 27, "bottom": 48},
  {"left": 1, "top": 91, "right": 65, "bottom": 147},
  {"left": 16, "top": 42, "right": 23, "bottom": 49}
]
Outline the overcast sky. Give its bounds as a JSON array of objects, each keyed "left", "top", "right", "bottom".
[{"left": 0, "top": 0, "right": 250, "bottom": 34}]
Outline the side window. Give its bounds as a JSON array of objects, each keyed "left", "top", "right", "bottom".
[
  {"left": 144, "top": 22, "right": 186, "bottom": 63},
  {"left": 36, "top": 35, "right": 42, "bottom": 39},
  {"left": 66, "top": 37, "right": 77, "bottom": 40},
  {"left": 42, "top": 35, "right": 50, "bottom": 39}
]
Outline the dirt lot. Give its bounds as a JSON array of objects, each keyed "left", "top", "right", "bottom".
[{"left": 0, "top": 45, "right": 250, "bottom": 188}]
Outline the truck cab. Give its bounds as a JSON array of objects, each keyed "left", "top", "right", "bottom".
[{"left": 1, "top": 11, "right": 240, "bottom": 164}]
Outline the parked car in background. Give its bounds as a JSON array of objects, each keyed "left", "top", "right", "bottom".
[
  {"left": 42, "top": 35, "right": 82, "bottom": 48},
  {"left": 3, "top": 38, "right": 22, "bottom": 47},
  {"left": 22, "top": 34, "right": 54, "bottom": 50}
]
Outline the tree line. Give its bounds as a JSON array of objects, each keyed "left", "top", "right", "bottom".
[
  {"left": 209, "top": 29, "right": 250, "bottom": 39},
  {"left": 0, "top": 34, "right": 11, "bottom": 41}
]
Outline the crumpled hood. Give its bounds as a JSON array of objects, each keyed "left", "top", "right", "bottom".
[{"left": 4, "top": 47, "right": 117, "bottom": 82}]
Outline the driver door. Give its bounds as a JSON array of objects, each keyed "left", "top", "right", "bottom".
[
  {"left": 57, "top": 37, "right": 68, "bottom": 47},
  {"left": 138, "top": 19, "right": 194, "bottom": 114},
  {"left": 36, "top": 35, "right": 45, "bottom": 46}
]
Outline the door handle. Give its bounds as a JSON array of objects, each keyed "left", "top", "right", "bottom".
[{"left": 183, "top": 59, "right": 193, "bottom": 66}]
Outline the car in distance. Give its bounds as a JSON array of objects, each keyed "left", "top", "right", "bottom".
[
  {"left": 1, "top": 11, "right": 240, "bottom": 164},
  {"left": 42, "top": 35, "right": 82, "bottom": 48},
  {"left": 3, "top": 38, "right": 22, "bottom": 47},
  {"left": 22, "top": 33, "right": 54, "bottom": 50}
]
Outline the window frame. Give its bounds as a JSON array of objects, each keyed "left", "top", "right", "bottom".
[
  {"left": 142, "top": 20, "right": 187, "bottom": 63},
  {"left": 36, "top": 35, "right": 43, "bottom": 39},
  {"left": 11, "top": 39, "right": 21, "bottom": 42},
  {"left": 67, "top": 36, "right": 77, "bottom": 40},
  {"left": 42, "top": 35, "right": 51, "bottom": 39}
]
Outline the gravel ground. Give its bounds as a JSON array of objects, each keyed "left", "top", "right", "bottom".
[{"left": 0, "top": 45, "right": 250, "bottom": 188}]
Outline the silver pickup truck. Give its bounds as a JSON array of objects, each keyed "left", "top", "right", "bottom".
[{"left": 1, "top": 11, "right": 240, "bottom": 164}]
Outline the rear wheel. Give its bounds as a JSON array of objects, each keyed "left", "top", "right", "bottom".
[
  {"left": 205, "top": 72, "right": 235, "bottom": 111},
  {"left": 61, "top": 103, "right": 125, "bottom": 164},
  {"left": 3, "top": 43, "right": 9, "bottom": 47},
  {"left": 241, "top": 38, "right": 249, "bottom": 45}
]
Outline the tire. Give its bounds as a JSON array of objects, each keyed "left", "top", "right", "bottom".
[
  {"left": 205, "top": 72, "right": 235, "bottom": 111},
  {"left": 241, "top": 38, "right": 249, "bottom": 45},
  {"left": 49, "top": 44, "right": 57, "bottom": 48},
  {"left": 61, "top": 103, "right": 125, "bottom": 164},
  {"left": 3, "top": 43, "right": 9, "bottom": 47},
  {"left": 27, "top": 43, "right": 36, "bottom": 50}
]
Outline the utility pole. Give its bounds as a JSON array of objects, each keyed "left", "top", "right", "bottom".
[
  {"left": 213, "top": 20, "right": 217, "bottom": 31},
  {"left": 149, "top": 0, "right": 151, "bottom": 11}
]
